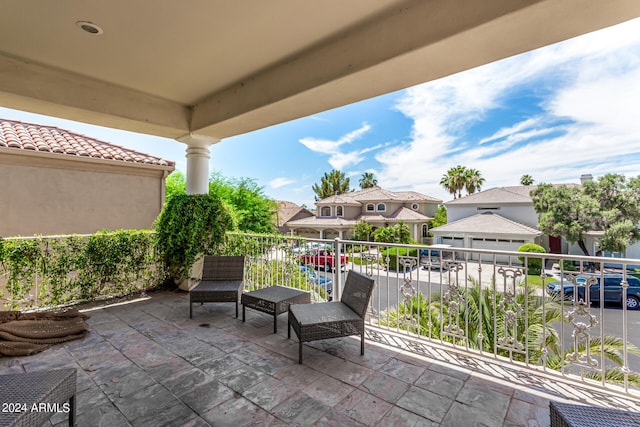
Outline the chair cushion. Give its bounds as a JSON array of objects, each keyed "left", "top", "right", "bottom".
[{"left": 290, "top": 302, "right": 360, "bottom": 326}]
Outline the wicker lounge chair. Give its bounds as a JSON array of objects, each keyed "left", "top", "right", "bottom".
[
  {"left": 288, "top": 270, "right": 375, "bottom": 364},
  {"left": 189, "top": 256, "right": 245, "bottom": 319}
]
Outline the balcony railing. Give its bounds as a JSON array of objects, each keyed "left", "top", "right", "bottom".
[
  {"left": 218, "top": 233, "right": 640, "bottom": 398},
  {"left": 3, "top": 231, "right": 640, "bottom": 398}
]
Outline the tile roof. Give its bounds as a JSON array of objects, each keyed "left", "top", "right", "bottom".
[
  {"left": 0, "top": 118, "right": 174, "bottom": 167},
  {"left": 275, "top": 201, "right": 313, "bottom": 226},
  {"left": 445, "top": 186, "right": 536, "bottom": 205},
  {"left": 317, "top": 186, "right": 442, "bottom": 205},
  {"left": 360, "top": 207, "right": 432, "bottom": 222},
  {"left": 285, "top": 216, "right": 358, "bottom": 227},
  {"left": 431, "top": 212, "right": 541, "bottom": 236}
]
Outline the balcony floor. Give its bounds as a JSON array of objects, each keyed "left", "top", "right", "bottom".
[{"left": 1, "top": 290, "right": 639, "bottom": 426}]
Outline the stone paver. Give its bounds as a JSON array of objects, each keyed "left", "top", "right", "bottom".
[{"left": 0, "top": 290, "right": 637, "bottom": 427}]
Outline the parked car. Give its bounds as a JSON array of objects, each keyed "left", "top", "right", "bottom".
[
  {"left": 547, "top": 274, "right": 640, "bottom": 310},
  {"left": 420, "top": 244, "right": 452, "bottom": 270},
  {"left": 299, "top": 266, "right": 333, "bottom": 294},
  {"left": 298, "top": 249, "right": 348, "bottom": 272}
]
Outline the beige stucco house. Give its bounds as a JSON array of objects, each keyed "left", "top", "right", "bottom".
[
  {"left": 274, "top": 200, "right": 314, "bottom": 235},
  {"left": 0, "top": 119, "right": 175, "bottom": 237},
  {"left": 286, "top": 187, "right": 441, "bottom": 242}
]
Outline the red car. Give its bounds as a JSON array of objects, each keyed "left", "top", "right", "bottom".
[{"left": 298, "top": 249, "right": 348, "bottom": 272}]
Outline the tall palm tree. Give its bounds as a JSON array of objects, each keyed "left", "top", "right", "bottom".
[
  {"left": 440, "top": 165, "right": 468, "bottom": 199},
  {"left": 520, "top": 174, "right": 534, "bottom": 186},
  {"left": 312, "top": 169, "right": 350, "bottom": 200},
  {"left": 464, "top": 168, "right": 485, "bottom": 196},
  {"left": 359, "top": 172, "right": 378, "bottom": 189}
]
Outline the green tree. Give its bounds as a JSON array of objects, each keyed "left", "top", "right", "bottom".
[
  {"left": 520, "top": 174, "right": 535, "bottom": 186},
  {"left": 312, "top": 170, "right": 351, "bottom": 200},
  {"left": 394, "top": 221, "right": 412, "bottom": 244},
  {"left": 531, "top": 174, "right": 640, "bottom": 256},
  {"left": 353, "top": 220, "right": 373, "bottom": 241},
  {"left": 464, "top": 168, "right": 485, "bottom": 196},
  {"left": 208, "top": 173, "right": 276, "bottom": 234},
  {"left": 165, "top": 171, "right": 186, "bottom": 201},
  {"left": 440, "top": 165, "right": 484, "bottom": 199},
  {"left": 429, "top": 205, "right": 447, "bottom": 229},
  {"left": 373, "top": 227, "right": 395, "bottom": 243},
  {"left": 359, "top": 172, "right": 378, "bottom": 189}
]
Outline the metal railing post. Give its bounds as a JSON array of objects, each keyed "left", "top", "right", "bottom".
[{"left": 335, "top": 237, "right": 342, "bottom": 300}]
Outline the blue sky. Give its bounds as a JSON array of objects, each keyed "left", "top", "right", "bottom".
[{"left": 2, "top": 18, "right": 640, "bottom": 208}]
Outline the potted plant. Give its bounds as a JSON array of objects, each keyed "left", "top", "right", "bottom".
[{"left": 155, "top": 194, "right": 235, "bottom": 290}]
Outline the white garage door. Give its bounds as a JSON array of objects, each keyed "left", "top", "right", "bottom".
[{"left": 470, "top": 238, "right": 525, "bottom": 263}]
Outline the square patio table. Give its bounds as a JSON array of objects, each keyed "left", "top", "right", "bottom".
[
  {"left": 0, "top": 368, "right": 77, "bottom": 427},
  {"left": 242, "top": 286, "right": 311, "bottom": 333}
]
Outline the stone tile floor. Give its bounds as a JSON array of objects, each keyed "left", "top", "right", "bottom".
[{"left": 1, "top": 290, "right": 639, "bottom": 426}]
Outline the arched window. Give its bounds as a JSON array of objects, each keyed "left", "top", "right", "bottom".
[
  {"left": 336, "top": 206, "right": 343, "bottom": 217},
  {"left": 320, "top": 206, "right": 331, "bottom": 217},
  {"left": 377, "top": 203, "right": 386, "bottom": 212},
  {"left": 366, "top": 204, "right": 375, "bottom": 212},
  {"left": 422, "top": 224, "right": 428, "bottom": 237}
]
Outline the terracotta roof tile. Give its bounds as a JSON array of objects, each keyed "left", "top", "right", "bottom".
[{"left": 0, "top": 118, "right": 175, "bottom": 167}]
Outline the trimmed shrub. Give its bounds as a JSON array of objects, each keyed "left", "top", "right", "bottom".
[
  {"left": 517, "top": 243, "right": 546, "bottom": 275},
  {"left": 381, "top": 247, "right": 419, "bottom": 271}
]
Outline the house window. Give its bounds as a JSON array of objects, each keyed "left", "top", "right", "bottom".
[
  {"left": 411, "top": 203, "right": 419, "bottom": 210},
  {"left": 336, "top": 206, "right": 343, "bottom": 217},
  {"left": 477, "top": 207, "right": 500, "bottom": 211},
  {"left": 422, "top": 224, "right": 428, "bottom": 238},
  {"left": 320, "top": 206, "right": 331, "bottom": 217},
  {"left": 366, "top": 204, "right": 375, "bottom": 212},
  {"left": 377, "top": 203, "right": 386, "bottom": 212}
]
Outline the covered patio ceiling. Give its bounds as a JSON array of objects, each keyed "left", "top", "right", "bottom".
[{"left": 1, "top": 0, "right": 640, "bottom": 142}]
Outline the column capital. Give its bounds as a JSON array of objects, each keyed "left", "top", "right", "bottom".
[{"left": 176, "top": 133, "right": 221, "bottom": 148}]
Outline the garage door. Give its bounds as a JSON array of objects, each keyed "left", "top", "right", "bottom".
[{"left": 470, "top": 238, "right": 525, "bottom": 263}]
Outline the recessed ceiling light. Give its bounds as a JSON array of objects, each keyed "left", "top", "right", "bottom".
[{"left": 76, "top": 21, "right": 103, "bottom": 35}]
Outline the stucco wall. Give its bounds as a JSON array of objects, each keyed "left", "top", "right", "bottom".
[{"left": 0, "top": 151, "right": 171, "bottom": 237}]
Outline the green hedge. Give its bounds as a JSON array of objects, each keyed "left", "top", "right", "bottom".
[{"left": 0, "top": 230, "right": 162, "bottom": 309}]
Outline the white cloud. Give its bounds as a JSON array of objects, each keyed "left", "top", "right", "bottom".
[
  {"left": 299, "top": 123, "right": 385, "bottom": 170},
  {"left": 374, "top": 18, "right": 640, "bottom": 201},
  {"left": 269, "top": 177, "right": 295, "bottom": 189}
]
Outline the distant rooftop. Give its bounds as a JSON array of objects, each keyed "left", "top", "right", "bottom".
[{"left": 0, "top": 118, "right": 174, "bottom": 167}]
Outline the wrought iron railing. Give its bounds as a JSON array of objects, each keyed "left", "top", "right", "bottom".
[
  {"left": 228, "top": 233, "right": 640, "bottom": 396},
  {"left": 4, "top": 231, "right": 640, "bottom": 396}
]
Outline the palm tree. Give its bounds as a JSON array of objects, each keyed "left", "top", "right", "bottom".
[
  {"left": 464, "top": 168, "right": 485, "bottom": 196},
  {"left": 382, "top": 277, "right": 640, "bottom": 386},
  {"left": 312, "top": 169, "right": 350, "bottom": 200},
  {"left": 359, "top": 172, "right": 378, "bottom": 189},
  {"left": 440, "top": 165, "right": 467, "bottom": 199},
  {"left": 520, "top": 174, "right": 534, "bottom": 186}
]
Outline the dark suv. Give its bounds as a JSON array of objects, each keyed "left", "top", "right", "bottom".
[{"left": 547, "top": 274, "right": 640, "bottom": 310}]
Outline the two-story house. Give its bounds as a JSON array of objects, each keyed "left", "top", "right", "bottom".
[
  {"left": 285, "top": 186, "right": 441, "bottom": 242},
  {"left": 431, "top": 179, "right": 640, "bottom": 264},
  {"left": 430, "top": 186, "right": 543, "bottom": 262}
]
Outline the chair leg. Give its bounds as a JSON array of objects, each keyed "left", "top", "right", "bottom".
[
  {"left": 361, "top": 329, "right": 365, "bottom": 355},
  {"left": 299, "top": 340, "right": 303, "bottom": 364},
  {"left": 273, "top": 313, "right": 277, "bottom": 334},
  {"left": 235, "top": 300, "right": 239, "bottom": 318},
  {"left": 242, "top": 303, "right": 245, "bottom": 322},
  {"left": 68, "top": 394, "right": 76, "bottom": 426},
  {"left": 189, "top": 301, "right": 192, "bottom": 319},
  {"left": 287, "top": 322, "right": 291, "bottom": 339}
]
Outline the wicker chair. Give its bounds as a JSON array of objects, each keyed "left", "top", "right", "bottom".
[
  {"left": 288, "top": 270, "right": 375, "bottom": 364},
  {"left": 189, "top": 256, "right": 245, "bottom": 319}
]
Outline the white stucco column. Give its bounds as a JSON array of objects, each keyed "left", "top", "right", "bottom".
[
  {"left": 176, "top": 133, "right": 221, "bottom": 194},
  {"left": 413, "top": 224, "right": 418, "bottom": 240}
]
